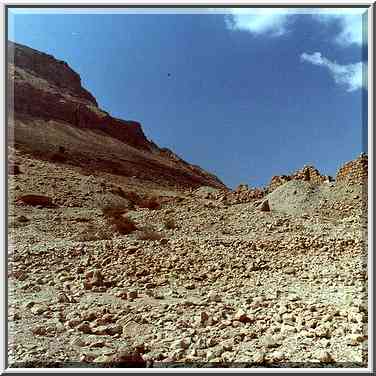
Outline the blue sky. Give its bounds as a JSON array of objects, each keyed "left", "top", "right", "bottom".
[{"left": 8, "top": 8, "right": 368, "bottom": 189}]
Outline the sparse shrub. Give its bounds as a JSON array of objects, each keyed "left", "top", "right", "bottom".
[
  {"left": 108, "top": 215, "right": 137, "bottom": 235},
  {"left": 17, "top": 215, "right": 29, "bottom": 223},
  {"left": 74, "top": 217, "right": 91, "bottom": 223},
  {"left": 101, "top": 205, "right": 128, "bottom": 219},
  {"left": 122, "top": 190, "right": 142, "bottom": 205},
  {"left": 8, "top": 162, "right": 21, "bottom": 175},
  {"left": 137, "top": 196, "right": 161, "bottom": 210},
  {"left": 8, "top": 219, "right": 27, "bottom": 229},
  {"left": 50, "top": 152, "right": 67, "bottom": 163},
  {"left": 16, "top": 194, "right": 56, "bottom": 208},
  {"left": 136, "top": 228, "right": 163, "bottom": 241},
  {"left": 163, "top": 218, "right": 177, "bottom": 230},
  {"left": 101, "top": 205, "right": 137, "bottom": 235}
]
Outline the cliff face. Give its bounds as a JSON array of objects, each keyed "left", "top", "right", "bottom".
[
  {"left": 8, "top": 41, "right": 226, "bottom": 190},
  {"left": 11, "top": 42, "right": 98, "bottom": 105},
  {"left": 8, "top": 41, "right": 150, "bottom": 150}
]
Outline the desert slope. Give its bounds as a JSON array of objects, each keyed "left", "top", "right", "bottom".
[
  {"left": 7, "top": 41, "right": 226, "bottom": 191},
  {"left": 7, "top": 40, "right": 368, "bottom": 369}
]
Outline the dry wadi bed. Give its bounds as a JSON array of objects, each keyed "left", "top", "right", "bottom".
[{"left": 7, "top": 152, "right": 368, "bottom": 369}]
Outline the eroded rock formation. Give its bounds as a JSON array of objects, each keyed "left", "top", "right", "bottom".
[
  {"left": 336, "top": 153, "right": 368, "bottom": 185},
  {"left": 268, "top": 165, "right": 332, "bottom": 193},
  {"left": 7, "top": 41, "right": 226, "bottom": 190}
]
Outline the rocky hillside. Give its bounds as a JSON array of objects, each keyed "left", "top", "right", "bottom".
[
  {"left": 267, "top": 165, "right": 332, "bottom": 193},
  {"left": 8, "top": 152, "right": 368, "bottom": 367},
  {"left": 195, "top": 154, "right": 368, "bottom": 207},
  {"left": 7, "top": 41, "right": 368, "bottom": 369},
  {"left": 7, "top": 41, "right": 226, "bottom": 191}
]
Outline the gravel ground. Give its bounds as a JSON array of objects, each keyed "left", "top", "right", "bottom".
[{"left": 7, "top": 153, "right": 368, "bottom": 369}]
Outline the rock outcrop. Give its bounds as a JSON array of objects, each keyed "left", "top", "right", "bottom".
[
  {"left": 336, "top": 153, "right": 368, "bottom": 185},
  {"left": 222, "top": 184, "right": 265, "bottom": 205},
  {"left": 268, "top": 165, "right": 331, "bottom": 193},
  {"left": 7, "top": 41, "right": 226, "bottom": 190},
  {"left": 266, "top": 155, "right": 367, "bottom": 197},
  {"left": 8, "top": 42, "right": 152, "bottom": 150}
]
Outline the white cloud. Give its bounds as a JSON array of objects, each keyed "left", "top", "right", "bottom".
[
  {"left": 225, "top": 8, "right": 292, "bottom": 37},
  {"left": 312, "top": 10, "right": 366, "bottom": 46},
  {"left": 225, "top": 8, "right": 367, "bottom": 46},
  {"left": 300, "top": 52, "right": 365, "bottom": 92}
]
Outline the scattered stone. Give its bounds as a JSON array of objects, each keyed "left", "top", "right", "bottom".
[
  {"left": 106, "top": 325, "right": 123, "bottom": 336},
  {"left": 285, "top": 267, "right": 295, "bottom": 275},
  {"left": 271, "top": 351, "right": 285, "bottom": 361},
  {"left": 81, "top": 311, "right": 97, "bottom": 322},
  {"left": 128, "top": 290, "right": 138, "bottom": 300},
  {"left": 67, "top": 319, "right": 81, "bottom": 328},
  {"left": 89, "top": 341, "right": 106, "bottom": 348},
  {"left": 92, "top": 269, "right": 104, "bottom": 287},
  {"left": 70, "top": 337, "right": 86, "bottom": 347},
  {"left": 16, "top": 194, "right": 56, "bottom": 208},
  {"left": 234, "top": 309, "right": 253, "bottom": 323},
  {"left": 110, "top": 346, "right": 146, "bottom": 367},
  {"left": 253, "top": 351, "right": 266, "bottom": 364},
  {"left": 260, "top": 200, "right": 270, "bottom": 212},
  {"left": 262, "top": 335, "right": 280, "bottom": 348},
  {"left": 17, "top": 215, "right": 29, "bottom": 223},
  {"left": 30, "top": 304, "right": 48, "bottom": 315},
  {"left": 77, "top": 322, "right": 92, "bottom": 334},
  {"left": 32, "top": 325, "right": 47, "bottom": 336},
  {"left": 318, "top": 350, "right": 335, "bottom": 363},
  {"left": 208, "top": 291, "right": 221, "bottom": 302},
  {"left": 57, "top": 293, "right": 70, "bottom": 303},
  {"left": 348, "top": 334, "right": 365, "bottom": 346}
]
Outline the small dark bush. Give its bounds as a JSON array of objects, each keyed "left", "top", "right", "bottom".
[
  {"left": 50, "top": 152, "right": 67, "bottom": 163},
  {"left": 8, "top": 163, "right": 21, "bottom": 175},
  {"left": 16, "top": 194, "right": 57, "bottom": 208},
  {"left": 101, "top": 205, "right": 137, "bottom": 235},
  {"left": 137, "top": 196, "right": 160, "bottom": 210},
  {"left": 101, "top": 205, "right": 128, "bottom": 219},
  {"left": 122, "top": 191, "right": 142, "bottom": 205},
  {"left": 108, "top": 216, "right": 137, "bottom": 235},
  {"left": 163, "top": 218, "right": 176, "bottom": 229}
]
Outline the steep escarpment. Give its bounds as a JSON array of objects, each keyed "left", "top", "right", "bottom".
[{"left": 7, "top": 41, "right": 226, "bottom": 190}]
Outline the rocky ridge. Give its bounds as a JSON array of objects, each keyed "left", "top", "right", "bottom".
[{"left": 8, "top": 41, "right": 226, "bottom": 191}]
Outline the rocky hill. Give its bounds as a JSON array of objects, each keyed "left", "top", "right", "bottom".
[
  {"left": 7, "top": 41, "right": 368, "bottom": 369},
  {"left": 7, "top": 41, "right": 226, "bottom": 191}
]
